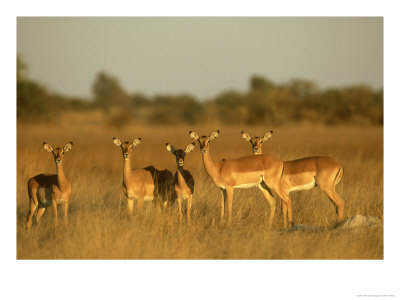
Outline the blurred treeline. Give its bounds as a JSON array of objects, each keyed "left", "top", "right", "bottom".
[{"left": 17, "top": 55, "right": 383, "bottom": 127}]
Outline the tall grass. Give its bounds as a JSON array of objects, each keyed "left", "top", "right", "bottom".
[{"left": 17, "top": 121, "right": 383, "bottom": 259}]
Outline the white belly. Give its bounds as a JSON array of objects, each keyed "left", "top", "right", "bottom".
[
  {"left": 234, "top": 182, "right": 260, "bottom": 189},
  {"left": 289, "top": 181, "right": 315, "bottom": 192},
  {"left": 143, "top": 196, "right": 154, "bottom": 201},
  {"left": 234, "top": 175, "right": 264, "bottom": 189},
  {"left": 127, "top": 192, "right": 154, "bottom": 201},
  {"left": 55, "top": 197, "right": 65, "bottom": 204}
]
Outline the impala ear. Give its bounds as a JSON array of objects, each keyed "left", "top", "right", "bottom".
[
  {"left": 189, "top": 131, "right": 199, "bottom": 140},
  {"left": 185, "top": 143, "right": 195, "bottom": 153},
  {"left": 209, "top": 130, "right": 220, "bottom": 141},
  {"left": 113, "top": 137, "right": 122, "bottom": 146},
  {"left": 261, "top": 131, "right": 273, "bottom": 143},
  {"left": 63, "top": 142, "right": 73, "bottom": 152},
  {"left": 241, "top": 131, "right": 252, "bottom": 141},
  {"left": 132, "top": 138, "right": 141, "bottom": 146},
  {"left": 166, "top": 143, "right": 175, "bottom": 153},
  {"left": 43, "top": 142, "right": 54, "bottom": 152}
]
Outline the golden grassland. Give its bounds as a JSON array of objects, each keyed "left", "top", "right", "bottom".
[{"left": 16, "top": 117, "right": 383, "bottom": 259}]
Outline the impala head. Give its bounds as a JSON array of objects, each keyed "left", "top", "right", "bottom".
[
  {"left": 189, "top": 130, "right": 219, "bottom": 154},
  {"left": 113, "top": 137, "right": 141, "bottom": 159},
  {"left": 166, "top": 143, "right": 195, "bottom": 167},
  {"left": 241, "top": 130, "right": 273, "bottom": 155},
  {"left": 43, "top": 142, "right": 73, "bottom": 164}
]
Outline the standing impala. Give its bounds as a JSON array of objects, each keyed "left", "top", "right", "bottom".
[
  {"left": 189, "top": 130, "right": 288, "bottom": 228},
  {"left": 166, "top": 143, "right": 195, "bottom": 224},
  {"left": 113, "top": 137, "right": 173, "bottom": 216},
  {"left": 241, "top": 130, "right": 273, "bottom": 155},
  {"left": 26, "top": 142, "right": 73, "bottom": 229},
  {"left": 242, "top": 130, "right": 345, "bottom": 227}
]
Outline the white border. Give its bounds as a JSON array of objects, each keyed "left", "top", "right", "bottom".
[{"left": 2, "top": 1, "right": 398, "bottom": 300}]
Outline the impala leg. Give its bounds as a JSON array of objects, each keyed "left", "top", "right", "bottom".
[
  {"left": 26, "top": 198, "right": 38, "bottom": 229},
  {"left": 157, "top": 198, "right": 164, "bottom": 214},
  {"left": 258, "top": 184, "right": 276, "bottom": 230},
  {"left": 225, "top": 187, "right": 234, "bottom": 224},
  {"left": 52, "top": 199, "right": 58, "bottom": 229},
  {"left": 162, "top": 196, "right": 169, "bottom": 211},
  {"left": 36, "top": 207, "right": 46, "bottom": 225},
  {"left": 137, "top": 197, "right": 144, "bottom": 215},
  {"left": 63, "top": 200, "right": 69, "bottom": 227},
  {"left": 177, "top": 196, "right": 183, "bottom": 222},
  {"left": 187, "top": 195, "right": 193, "bottom": 225},
  {"left": 324, "top": 188, "right": 345, "bottom": 220},
  {"left": 220, "top": 188, "right": 227, "bottom": 220},
  {"left": 281, "top": 200, "right": 288, "bottom": 228},
  {"left": 127, "top": 198, "right": 134, "bottom": 217},
  {"left": 274, "top": 189, "right": 293, "bottom": 228},
  {"left": 286, "top": 196, "right": 294, "bottom": 228}
]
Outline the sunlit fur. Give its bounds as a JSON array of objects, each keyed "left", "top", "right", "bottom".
[
  {"left": 241, "top": 130, "right": 273, "bottom": 155},
  {"left": 113, "top": 137, "right": 173, "bottom": 216},
  {"left": 26, "top": 142, "right": 73, "bottom": 229},
  {"left": 166, "top": 143, "right": 195, "bottom": 224},
  {"left": 190, "top": 130, "right": 284, "bottom": 229},
  {"left": 242, "top": 130, "right": 345, "bottom": 227},
  {"left": 17, "top": 124, "right": 382, "bottom": 259}
]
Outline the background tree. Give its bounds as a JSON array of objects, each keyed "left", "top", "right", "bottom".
[
  {"left": 17, "top": 54, "right": 28, "bottom": 83},
  {"left": 17, "top": 55, "right": 51, "bottom": 120},
  {"left": 17, "top": 55, "right": 90, "bottom": 122},
  {"left": 92, "top": 71, "right": 130, "bottom": 110},
  {"left": 17, "top": 57, "right": 383, "bottom": 126},
  {"left": 289, "top": 78, "right": 319, "bottom": 100},
  {"left": 250, "top": 75, "right": 275, "bottom": 91}
]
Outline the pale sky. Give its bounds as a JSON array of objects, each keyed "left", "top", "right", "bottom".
[{"left": 17, "top": 17, "right": 383, "bottom": 100}]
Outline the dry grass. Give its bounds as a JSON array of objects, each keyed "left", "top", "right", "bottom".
[{"left": 16, "top": 119, "right": 383, "bottom": 259}]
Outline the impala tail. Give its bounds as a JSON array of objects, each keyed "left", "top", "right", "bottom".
[{"left": 335, "top": 166, "right": 344, "bottom": 185}]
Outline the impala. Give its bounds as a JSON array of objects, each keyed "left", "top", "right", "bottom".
[
  {"left": 242, "top": 130, "right": 345, "bottom": 227},
  {"left": 26, "top": 142, "right": 73, "bottom": 229},
  {"left": 241, "top": 130, "right": 273, "bottom": 155},
  {"left": 113, "top": 137, "right": 173, "bottom": 216},
  {"left": 189, "top": 130, "right": 287, "bottom": 228},
  {"left": 166, "top": 143, "right": 195, "bottom": 224}
]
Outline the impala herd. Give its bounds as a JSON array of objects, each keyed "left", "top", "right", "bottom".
[{"left": 25, "top": 130, "right": 345, "bottom": 230}]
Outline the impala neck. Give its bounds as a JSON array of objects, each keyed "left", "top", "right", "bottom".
[
  {"left": 123, "top": 157, "right": 132, "bottom": 179},
  {"left": 177, "top": 165, "right": 187, "bottom": 184},
  {"left": 177, "top": 164, "right": 184, "bottom": 173},
  {"left": 201, "top": 149, "right": 219, "bottom": 180},
  {"left": 56, "top": 162, "right": 69, "bottom": 191},
  {"left": 177, "top": 165, "right": 185, "bottom": 179}
]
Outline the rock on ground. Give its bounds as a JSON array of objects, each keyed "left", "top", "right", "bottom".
[{"left": 334, "top": 214, "right": 382, "bottom": 230}]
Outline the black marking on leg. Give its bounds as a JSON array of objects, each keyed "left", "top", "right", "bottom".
[{"left": 260, "top": 180, "right": 273, "bottom": 195}]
